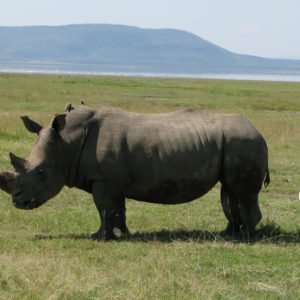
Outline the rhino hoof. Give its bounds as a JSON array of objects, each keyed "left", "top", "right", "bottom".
[
  {"left": 91, "top": 229, "right": 116, "bottom": 241},
  {"left": 220, "top": 222, "right": 241, "bottom": 237}
]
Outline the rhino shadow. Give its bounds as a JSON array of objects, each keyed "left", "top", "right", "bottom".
[{"left": 35, "top": 228, "right": 300, "bottom": 244}]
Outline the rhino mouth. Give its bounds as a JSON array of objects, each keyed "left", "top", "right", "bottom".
[{"left": 12, "top": 191, "right": 37, "bottom": 210}]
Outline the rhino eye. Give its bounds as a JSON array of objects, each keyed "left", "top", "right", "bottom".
[
  {"left": 37, "top": 168, "right": 47, "bottom": 180},
  {"left": 37, "top": 168, "right": 44, "bottom": 176}
]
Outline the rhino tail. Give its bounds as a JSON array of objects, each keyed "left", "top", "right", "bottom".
[{"left": 264, "top": 169, "right": 270, "bottom": 188}]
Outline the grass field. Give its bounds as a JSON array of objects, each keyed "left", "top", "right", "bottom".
[{"left": 0, "top": 73, "right": 299, "bottom": 299}]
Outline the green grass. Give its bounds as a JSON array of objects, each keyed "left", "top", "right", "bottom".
[{"left": 0, "top": 73, "right": 300, "bottom": 299}]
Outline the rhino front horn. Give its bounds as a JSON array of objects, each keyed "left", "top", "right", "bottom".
[
  {"left": 0, "top": 172, "right": 17, "bottom": 195},
  {"left": 9, "top": 152, "right": 27, "bottom": 173}
]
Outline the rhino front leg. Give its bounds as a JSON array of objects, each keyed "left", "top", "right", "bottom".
[
  {"left": 91, "top": 182, "right": 117, "bottom": 241},
  {"left": 91, "top": 182, "right": 127, "bottom": 241},
  {"left": 112, "top": 197, "right": 130, "bottom": 236}
]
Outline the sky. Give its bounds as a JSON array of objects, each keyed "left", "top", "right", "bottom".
[{"left": 1, "top": 0, "right": 299, "bottom": 59}]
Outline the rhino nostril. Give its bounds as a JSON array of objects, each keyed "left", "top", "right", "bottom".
[{"left": 13, "top": 191, "right": 23, "bottom": 198}]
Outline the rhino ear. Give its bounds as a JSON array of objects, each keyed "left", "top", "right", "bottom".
[
  {"left": 21, "top": 116, "right": 43, "bottom": 134},
  {"left": 51, "top": 113, "right": 66, "bottom": 133},
  {"left": 9, "top": 152, "right": 27, "bottom": 173}
]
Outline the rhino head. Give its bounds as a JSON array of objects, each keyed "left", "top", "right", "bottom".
[{"left": 0, "top": 114, "right": 67, "bottom": 210}]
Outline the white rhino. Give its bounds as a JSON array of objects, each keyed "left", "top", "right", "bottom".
[{"left": 0, "top": 104, "right": 270, "bottom": 240}]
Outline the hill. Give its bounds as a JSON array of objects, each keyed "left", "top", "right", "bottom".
[{"left": 1, "top": 24, "right": 300, "bottom": 75}]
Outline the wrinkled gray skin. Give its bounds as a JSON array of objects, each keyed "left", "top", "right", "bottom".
[{"left": 0, "top": 104, "right": 270, "bottom": 240}]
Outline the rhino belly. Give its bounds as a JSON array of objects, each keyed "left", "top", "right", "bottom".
[{"left": 126, "top": 179, "right": 217, "bottom": 204}]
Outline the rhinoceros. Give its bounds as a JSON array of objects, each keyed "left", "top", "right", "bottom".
[{"left": 0, "top": 104, "right": 270, "bottom": 240}]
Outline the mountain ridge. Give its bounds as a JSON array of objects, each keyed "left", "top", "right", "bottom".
[{"left": 1, "top": 24, "right": 300, "bottom": 75}]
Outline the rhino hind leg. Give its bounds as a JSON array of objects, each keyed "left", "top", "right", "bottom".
[
  {"left": 220, "top": 185, "right": 242, "bottom": 236},
  {"left": 237, "top": 193, "right": 262, "bottom": 237},
  {"left": 225, "top": 181, "right": 262, "bottom": 237}
]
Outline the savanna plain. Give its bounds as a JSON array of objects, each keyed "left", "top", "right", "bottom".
[{"left": 0, "top": 73, "right": 299, "bottom": 299}]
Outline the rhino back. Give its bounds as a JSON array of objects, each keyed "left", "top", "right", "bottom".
[{"left": 124, "top": 109, "right": 225, "bottom": 203}]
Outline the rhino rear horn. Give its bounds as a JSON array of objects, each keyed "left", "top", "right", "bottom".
[
  {"left": 21, "top": 116, "right": 43, "bottom": 134},
  {"left": 9, "top": 152, "right": 27, "bottom": 173}
]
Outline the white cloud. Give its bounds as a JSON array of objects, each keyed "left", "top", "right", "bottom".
[
  {"left": 237, "top": 24, "right": 260, "bottom": 33},
  {"left": 265, "top": 0, "right": 287, "bottom": 3},
  {"left": 250, "top": 0, "right": 288, "bottom": 3}
]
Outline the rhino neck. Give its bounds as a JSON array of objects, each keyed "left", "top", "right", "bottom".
[{"left": 64, "top": 123, "right": 89, "bottom": 188}]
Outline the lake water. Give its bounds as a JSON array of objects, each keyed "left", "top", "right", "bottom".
[{"left": 1, "top": 66, "right": 300, "bottom": 82}]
